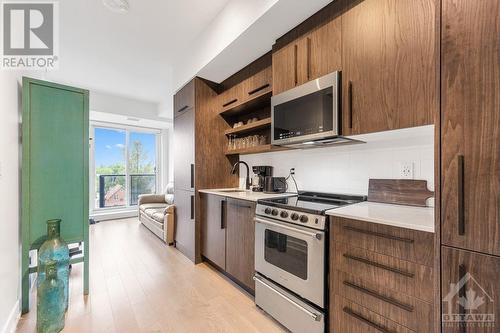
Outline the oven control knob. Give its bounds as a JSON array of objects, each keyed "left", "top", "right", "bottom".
[
  {"left": 264, "top": 208, "right": 272, "bottom": 215},
  {"left": 271, "top": 209, "right": 279, "bottom": 216},
  {"left": 280, "top": 211, "right": 289, "bottom": 218},
  {"left": 300, "top": 215, "right": 309, "bottom": 223},
  {"left": 291, "top": 213, "right": 299, "bottom": 221}
]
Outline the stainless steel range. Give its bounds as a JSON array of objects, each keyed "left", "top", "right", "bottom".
[{"left": 253, "top": 191, "right": 366, "bottom": 333}]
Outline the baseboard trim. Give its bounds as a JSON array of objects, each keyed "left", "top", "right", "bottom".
[{"left": 1, "top": 300, "right": 19, "bottom": 333}]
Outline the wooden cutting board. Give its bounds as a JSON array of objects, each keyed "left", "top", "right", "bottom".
[{"left": 368, "top": 179, "right": 434, "bottom": 207}]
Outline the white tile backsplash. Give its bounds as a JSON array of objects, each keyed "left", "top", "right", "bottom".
[{"left": 240, "top": 125, "right": 435, "bottom": 205}]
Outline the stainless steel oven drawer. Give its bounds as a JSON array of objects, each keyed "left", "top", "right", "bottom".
[{"left": 254, "top": 274, "right": 324, "bottom": 333}]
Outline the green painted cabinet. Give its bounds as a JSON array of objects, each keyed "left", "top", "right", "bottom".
[{"left": 21, "top": 77, "right": 89, "bottom": 313}]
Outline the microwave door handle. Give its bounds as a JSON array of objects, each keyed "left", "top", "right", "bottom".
[
  {"left": 253, "top": 275, "right": 322, "bottom": 321},
  {"left": 254, "top": 217, "right": 322, "bottom": 240}
]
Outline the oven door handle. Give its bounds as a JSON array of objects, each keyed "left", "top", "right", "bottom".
[
  {"left": 254, "top": 217, "right": 323, "bottom": 240},
  {"left": 253, "top": 275, "right": 322, "bottom": 321}
]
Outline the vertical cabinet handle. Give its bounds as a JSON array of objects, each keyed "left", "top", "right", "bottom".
[
  {"left": 458, "top": 155, "right": 465, "bottom": 235},
  {"left": 220, "top": 200, "right": 226, "bottom": 229},
  {"left": 190, "top": 164, "right": 194, "bottom": 189},
  {"left": 306, "top": 37, "right": 311, "bottom": 80},
  {"left": 294, "top": 44, "right": 298, "bottom": 86},
  {"left": 190, "top": 195, "right": 194, "bottom": 220},
  {"left": 458, "top": 264, "right": 467, "bottom": 333},
  {"left": 348, "top": 80, "right": 353, "bottom": 129}
]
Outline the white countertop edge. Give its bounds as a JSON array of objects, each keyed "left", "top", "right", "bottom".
[
  {"left": 326, "top": 202, "right": 435, "bottom": 233},
  {"left": 198, "top": 188, "right": 296, "bottom": 202}
]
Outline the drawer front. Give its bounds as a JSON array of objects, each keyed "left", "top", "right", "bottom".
[
  {"left": 332, "top": 217, "right": 434, "bottom": 267},
  {"left": 332, "top": 270, "right": 433, "bottom": 332},
  {"left": 243, "top": 66, "right": 272, "bottom": 97},
  {"left": 219, "top": 85, "right": 242, "bottom": 112},
  {"left": 332, "top": 242, "right": 433, "bottom": 303},
  {"left": 331, "top": 295, "right": 415, "bottom": 333}
]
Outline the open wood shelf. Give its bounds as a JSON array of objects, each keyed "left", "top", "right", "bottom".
[
  {"left": 219, "top": 90, "right": 272, "bottom": 117},
  {"left": 225, "top": 144, "right": 288, "bottom": 156},
  {"left": 224, "top": 117, "right": 271, "bottom": 136}
]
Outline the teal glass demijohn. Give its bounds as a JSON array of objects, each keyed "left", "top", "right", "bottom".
[
  {"left": 37, "top": 260, "right": 65, "bottom": 333},
  {"left": 38, "top": 219, "right": 70, "bottom": 310}
]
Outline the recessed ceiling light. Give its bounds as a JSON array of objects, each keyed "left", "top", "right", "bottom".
[{"left": 103, "top": 0, "right": 130, "bottom": 13}]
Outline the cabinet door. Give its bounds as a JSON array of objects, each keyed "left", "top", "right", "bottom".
[
  {"left": 173, "top": 108, "right": 194, "bottom": 191},
  {"left": 272, "top": 42, "right": 298, "bottom": 95},
  {"left": 441, "top": 0, "right": 500, "bottom": 255},
  {"left": 174, "top": 189, "right": 195, "bottom": 262},
  {"left": 173, "top": 79, "right": 195, "bottom": 116},
  {"left": 441, "top": 247, "right": 500, "bottom": 332},
  {"left": 226, "top": 199, "right": 256, "bottom": 291},
  {"left": 200, "top": 194, "right": 226, "bottom": 269},
  {"left": 308, "top": 18, "right": 341, "bottom": 81},
  {"left": 341, "top": 0, "right": 436, "bottom": 135}
]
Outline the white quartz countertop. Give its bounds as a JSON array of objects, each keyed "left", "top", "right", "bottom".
[
  {"left": 326, "top": 201, "right": 435, "bottom": 233},
  {"left": 199, "top": 188, "right": 296, "bottom": 202}
]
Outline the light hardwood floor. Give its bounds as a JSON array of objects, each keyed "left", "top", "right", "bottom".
[{"left": 16, "top": 218, "right": 286, "bottom": 333}]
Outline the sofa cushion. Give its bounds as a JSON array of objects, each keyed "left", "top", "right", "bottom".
[
  {"left": 151, "top": 211, "right": 165, "bottom": 223},
  {"left": 139, "top": 203, "right": 167, "bottom": 212}
]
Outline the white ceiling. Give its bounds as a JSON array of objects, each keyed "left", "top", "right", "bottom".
[{"left": 46, "top": 0, "right": 231, "bottom": 106}]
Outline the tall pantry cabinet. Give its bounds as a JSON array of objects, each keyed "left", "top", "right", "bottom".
[
  {"left": 440, "top": 0, "right": 500, "bottom": 331},
  {"left": 173, "top": 78, "right": 238, "bottom": 263}
]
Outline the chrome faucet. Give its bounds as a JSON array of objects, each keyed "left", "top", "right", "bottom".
[{"left": 231, "top": 161, "right": 251, "bottom": 190}]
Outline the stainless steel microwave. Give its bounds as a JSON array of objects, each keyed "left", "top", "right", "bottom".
[{"left": 272, "top": 71, "right": 352, "bottom": 148}]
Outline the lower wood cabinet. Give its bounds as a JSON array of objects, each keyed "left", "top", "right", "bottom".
[
  {"left": 200, "top": 193, "right": 256, "bottom": 292},
  {"left": 329, "top": 217, "right": 435, "bottom": 332},
  {"left": 200, "top": 193, "right": 226, "bottom": 269},
  {"left": 174, "top": 189, "right": 195, "bottom": 261},
  {"left": 226, "top": 198, "right": 256, "bottom": 291},
  {"left": 441, "top": 246, "right": 499, "bottom": 333}
]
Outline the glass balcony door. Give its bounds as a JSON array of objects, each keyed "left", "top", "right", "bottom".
[{"left": 91, "top": 124, "right": 160, "bottom": 211}]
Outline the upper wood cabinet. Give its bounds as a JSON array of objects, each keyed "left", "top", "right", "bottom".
[
  {"left": 173, "top": 107, "right": 194, "bottom": 192},
  {"left": 441, "top": 0, "right": 500, "bottom": 256},
  {"left": 173, "top": 79, "right": 195, "bottom": 116},
  {"left": 225, "top": 198, "right": 256, "bottom": 292},
  {"left": 218, "top": 65, "right": 272, "bottom": 113},
  {"left": 341, "top": 0, "right": 436, "bottom": 135},
  {"left": 273, "top": 18, "right": 341, "bottom": 95}
]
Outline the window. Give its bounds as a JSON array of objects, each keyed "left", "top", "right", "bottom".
[{"left": 90, "top": 124, "right": 161, "bottom": 211}]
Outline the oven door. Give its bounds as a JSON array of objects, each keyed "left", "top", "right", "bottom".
[{"left": 255, "top": 215, "right": 325, "bottom": 307}]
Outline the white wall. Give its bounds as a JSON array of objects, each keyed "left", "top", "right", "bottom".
[
  {"left": 240, "top": 126, "right": 435, "bottom": 204},
  {"left": 0, "top": 72, "right": 28, "bottom": 333}
]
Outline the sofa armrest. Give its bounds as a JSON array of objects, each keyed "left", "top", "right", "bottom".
[{"left": 138, "top": 194, "right": 166, "bottom": 205}]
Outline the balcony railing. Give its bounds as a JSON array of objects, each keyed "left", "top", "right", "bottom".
[{"left": 97, "top": 174, "right": 156, "bottom": 208}]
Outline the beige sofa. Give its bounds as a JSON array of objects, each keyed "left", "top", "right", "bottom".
[{"left": 138, "top": 184, "right": 175, "bottom": 245}]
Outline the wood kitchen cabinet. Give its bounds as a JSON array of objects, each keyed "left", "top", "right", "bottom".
[
  {"left": 272, "top": 18, "right": 341, "bottom": 95},
  {"left": 173, "top": 79, "right": 195, "bottom": 116},
  {"left": 200, "top": 193, "right": 226, "bottom": 269},
  {"left": 173, "top": 78, "right": 237, "bottom": 263},
  {"left": 329, "top": 217, "right": 435, "bottom": 332},
  {"left": 200, "top": 194, "right": 256, "bottom": 293},
  {"left": 441, "top": 0, "right": 500, "bottom": 256},
  {"left": 341, "top": 0, "right": 436, "bottom": 135},
  {"left": 174, "top": 189, "right": 195, "bottom": 260},
  {"left": 225, "top": 198, "right": 256, "bottom": 291},
  {"left": 441, "top": 246, "right": 500, "bottom": 332},
  {"left": 173, "top": 107, "right": 194, "bottom": 192}
]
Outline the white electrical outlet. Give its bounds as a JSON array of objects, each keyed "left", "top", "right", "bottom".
[{"left": 399, "top": 161, "right": 414, "bottom": 179}]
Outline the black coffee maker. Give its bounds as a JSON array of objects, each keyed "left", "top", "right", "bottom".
[{"left": 251, "top": 166, "right": 273, "bottom": 192}]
